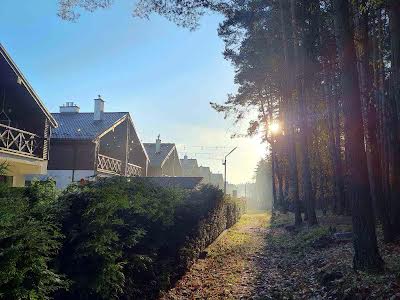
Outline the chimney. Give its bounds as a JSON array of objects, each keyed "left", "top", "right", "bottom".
[
  {"left": 60, "top": 102, "right": 80, "bottom": 113},
  {"left": 94, "top": 95, "right": 104, "bottom": 121},
  {"left": 156, "top": 135, "right": 161, "bottom": 153}
]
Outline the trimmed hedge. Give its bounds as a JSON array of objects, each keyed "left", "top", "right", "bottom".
[
  {"left": 0, "top": 180, "right": 68, "bottom": 300},
  {"left": 0, "top": 178, "right": 244, "bottom": 300}
]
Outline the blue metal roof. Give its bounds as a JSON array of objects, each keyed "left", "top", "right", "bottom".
[{"left": 51, "top": 112, "right": 127, "bottom": 140}]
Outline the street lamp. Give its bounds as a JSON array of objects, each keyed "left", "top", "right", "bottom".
[{"left": 223, "top": 147, "right": 237, "bottom": 195}]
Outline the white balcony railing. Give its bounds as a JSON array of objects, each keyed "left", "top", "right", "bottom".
[
  {"left": 126, "top": 163, "right": 142, "bottom": 177},
  {"left": 97, "top": 154, "right": 122, "bottom": 175},
  {"left": 0, "top": 123, "right": 40, "bottom": 157}
]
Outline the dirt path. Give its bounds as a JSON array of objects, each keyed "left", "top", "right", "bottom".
[
  {"left": 160, "top": 212, "right": 270, "bottom": 300},
  {"left": 161, "top": 212, "right": 400, "bottom": 299}
]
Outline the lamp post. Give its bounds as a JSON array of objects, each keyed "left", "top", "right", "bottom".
[{"left": 223, "top": 147, "right": 237, "bottom": 195}]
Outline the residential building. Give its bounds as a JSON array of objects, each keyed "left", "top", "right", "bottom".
[
  {"left": 143, "top": 136, "right": 182, "bottom": 177},
  {"left": 0, "top": 44, "right": 57, "bottom": 186},
  {"left": 47, "top": 97, "right": 148, "bottom": 189},
  {"left": 210, "top": 173, "right": 224, "bottom": 189},
  {"left": 198, "top": 166, "right": 212, "bottom": 184},
  {"left": 180, "top": 155, "right": 200, "bottom": 177},
  {"left": 145, "top": 176, "right": 203, "bottom": 190}
]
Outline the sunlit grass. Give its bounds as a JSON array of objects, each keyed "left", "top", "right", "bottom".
[{"left": 207, "top": 211, "right": 271, "bottom": 258}]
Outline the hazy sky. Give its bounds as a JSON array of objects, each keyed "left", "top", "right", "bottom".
[{"left": 0, "top": 1, "right": 266, "bottom": 183}]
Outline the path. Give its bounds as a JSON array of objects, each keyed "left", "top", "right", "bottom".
[
  {"left": 160, "top": 212, "right": 271, "bottom": 300},
  {"left": 161, "top": 212, "right": 400, "bottom": 299}
]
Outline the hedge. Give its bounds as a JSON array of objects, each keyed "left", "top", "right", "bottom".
[{"left": 0, "top": 177, "right": 244, "bottom": 300}]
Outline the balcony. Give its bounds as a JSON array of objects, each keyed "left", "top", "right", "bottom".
[
  {"left": 96, "top": 154, "right": 143, "bottom": 177},
  {"left": 97, "top": 154, "right": 122, "bottom": 175},
  {"left": 126, "top": 163, "right": 142, "bottom": 177},
  {"left": 0, "top": 123, "right": 44, "bottom": 159}
]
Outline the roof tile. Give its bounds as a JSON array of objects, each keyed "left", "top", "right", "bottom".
[{"left": 52, "top": 112, "right": 127, "bottom": 140}]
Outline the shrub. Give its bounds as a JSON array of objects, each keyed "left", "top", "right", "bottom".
[
  {"left": 56, "top": 178, "right": 185, "bottom": 300},
  {"left": 0, "top": 177, "right": 243, "bottom": 300},
  {"left": 0, "top": 180, "right": 68, "bottom": 299}
]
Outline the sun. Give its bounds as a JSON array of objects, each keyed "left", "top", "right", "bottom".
[{"left": 269, "top": 121, "right": 281, "bottom": 135}]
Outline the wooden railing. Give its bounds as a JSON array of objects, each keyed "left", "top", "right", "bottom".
[
  {"left": 97, "top": 154, "right": 122, "bottom": 175},
  {"left": 126, "top": 163, "right": 142, "bottom": 177},
  {"left": 0, "top": 123, "right": 41, "bottom": 158}
]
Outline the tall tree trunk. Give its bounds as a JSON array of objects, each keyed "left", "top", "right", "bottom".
[
  {"left": 271, "top": 146, "right": 278, "bottom": 209},
  {"left": 332, "top": 0, "right": 383, "bottom": 271},
  {"left": 275, "top": 155, "right": 285, "bottom": 208},
  {"left": 371, "top": 9, "right": 394, "bottom": 241},
  {"left": 322, "top": 58, "right": 345, "bottom": 214},
  {"left": 388, "top": 1, "right": 400, "bottom": 237},
  {"left": 279, "top": 0, "right": 302, "bottom": 224},
  {"left": 332, "top": 67, "right": 346, "bottom": 215},
  {"left": 295, "top": 0, "right": 318, "bottom": 225},
  {"left": 289, "top": 0, "right": 317, "bottom": 225},
  {"left": 358, "top": 7, "right": 394, "bottom": 242}
]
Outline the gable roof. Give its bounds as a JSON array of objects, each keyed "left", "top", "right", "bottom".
[
  {"left": 146, "top": 176, "right": 203, "bottom": 190},
  {"left": 52, "top": 112, "right": 127, "bottom": 140},
  {"left": 180, "top": 158, "right": 199, "bottom": 169},
  {"left": 0, "top": 44, "right": 57, "bottom": 127},
  {"left": 144, "top": 143, "right": 178, "bottom": 168}
]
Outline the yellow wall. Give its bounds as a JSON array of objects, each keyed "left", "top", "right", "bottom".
[{"left": 0, "top": 152, "right": 48, "bottom": 187}]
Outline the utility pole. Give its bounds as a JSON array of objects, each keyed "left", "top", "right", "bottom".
[{"left": 223, "top": 147, "right": 237, "bottom": 195}]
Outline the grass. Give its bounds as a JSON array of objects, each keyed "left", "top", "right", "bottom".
[
  {"left": 163, "top": 211, "right": 272, "bottom": 299},
  {"left": 207, "top": 211, "right": 271, "bottom": 258}
]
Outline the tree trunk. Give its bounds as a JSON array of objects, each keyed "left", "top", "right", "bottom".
[
  {"left": 271, "top": 145, "right": 278, "bottom": 209},
  {"left": 388, "top": 1, "right": 400, "bottom": 237},
  {"left": 289, "top": 0, "right": 317, "bottom": 225},
  {"left": 332, "top": 0, "right": 383, "bottom": 271},
  {"left": 358, "top": 8, "right": 395, "bottom": 242},
  {"left": 279, "top": 0, "right": 302, "bottom": 225}
]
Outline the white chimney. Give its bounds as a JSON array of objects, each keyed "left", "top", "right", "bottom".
[
  {"left": 156, "top": 135, "right": 161, "bottom": 153},
  {"left": 94, "top": 95, "right": 104, "bottom": 121},
  {"left": 60, "top": 102, "right": 80, "bottom": 113}
]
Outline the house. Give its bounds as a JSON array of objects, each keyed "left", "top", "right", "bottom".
[
  {"left": 143, "top": 136, "right": 182, "bottom": 177},
  {"left": 145, "top": 176, "right": 203, "bottom": 190},
  {"left": 198, "top": 166, "right": 212, "bottom": 184},
  {"left": 0, "top": 44, "right": 57, "bottom": 186},
  {"left": 47, "top": 97, "right": 149, "bottom": 189},
  {"left": 180, "top": 155, "right": 201, "bottom": 177},
  {"left": 210, "top": 173, "right": 224, "bottom": 189}
]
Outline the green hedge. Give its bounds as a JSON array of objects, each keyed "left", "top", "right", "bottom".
[
  {"left": 0, "top": 178, "right": 244, "bottom": 300},
  {"left": 0, "top": 180, "right": 68, "bottom": 300}
]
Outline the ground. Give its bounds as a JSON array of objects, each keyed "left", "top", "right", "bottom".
[{"left": 161, "top": 211, "right": 400, "bottom": 300}]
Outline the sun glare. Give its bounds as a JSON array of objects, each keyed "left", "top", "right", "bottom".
[{"left": 269, "top": 122, "right": 281, "bottom": 135}]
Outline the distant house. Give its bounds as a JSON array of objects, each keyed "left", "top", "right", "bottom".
[
  {"left": 0, "top": 44, "right": 57, "bottom": 186},
  {"left": 210, "top": 173, "right": 224, "bottom": 189},
  {"left": 181, "top": 155, "right": 224, "bottom": 189},
  {"left": 47, "top": 98, "right": 149, "bottom": 189},
  {"left": 199, "top": 166, "right": 212, "bottom": 184},
  {"left": 144, "top": 136, "right": 182, "bottom": 177},
  {"left": 146, "top": 176, "right": 203, "bottom": 190},
  {"left": 180, "top": 155, "right": 200, "bottom": 177}
]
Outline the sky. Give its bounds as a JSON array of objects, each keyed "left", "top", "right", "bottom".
[{"left": 0, "top": 1, "right": 266, "bottom": 184}]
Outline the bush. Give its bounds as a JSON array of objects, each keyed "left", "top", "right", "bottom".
[
  {"left": 0, "top": 180, "right": 68, "bottom": 299},
  {"left": 0, "top": 177, "right": 243, "bottom": 300},
  {"left": 56, "top": 178, "right": 186, "bottom": 300}
]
